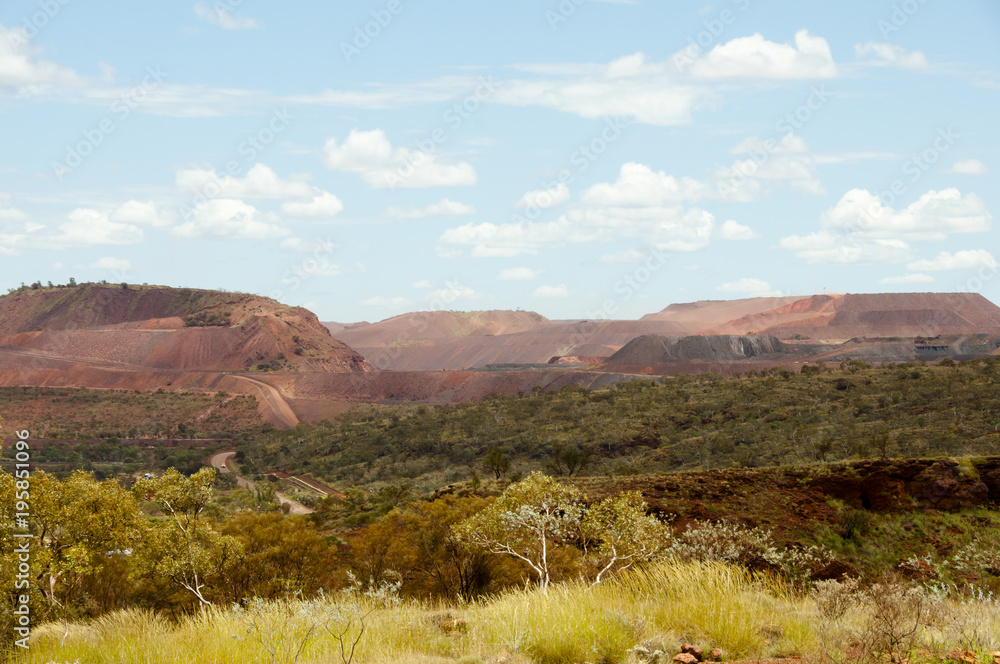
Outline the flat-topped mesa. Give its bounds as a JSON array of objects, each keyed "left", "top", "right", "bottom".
[{"left": 0, "top": 284, "right": 371, "bottom": 372}]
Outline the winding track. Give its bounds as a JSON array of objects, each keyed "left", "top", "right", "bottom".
[{"left": 208, "top": 450, "right": 313, "bottom": 515}]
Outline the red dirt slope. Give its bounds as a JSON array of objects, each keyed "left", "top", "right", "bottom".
[{"left": 0, "top": 285, "right": 371, "bottom": 373}]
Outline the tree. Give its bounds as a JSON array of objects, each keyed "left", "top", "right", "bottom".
[
  {"left": 482, "top": 447, "right": 511, "bottom": 479},
  {"left": 581, "top": 491, "right": 671, "bottom": 585},
  {"left": 3, "top": 470, "right": 145, "bottom": 644},
  {"left": 455, "top": 471, "right": 583, "bottom": 591},
  {"left": 132, "top": 467, "right": 242, "bottom": 605}
]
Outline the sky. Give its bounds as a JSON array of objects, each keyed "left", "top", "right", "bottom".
[{"left": 1, "top": 0, "right": 998, "bottom": 322}]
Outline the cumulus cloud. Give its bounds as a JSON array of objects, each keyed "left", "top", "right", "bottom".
[
  {"left": 323, "top": 129, "right": 477, "bottom": 188},
  {"left": 52, "top": 209, "right": 144, "bottom": 248},
  {"left": 176, "top": 164, "right": 316, "bottom": 200},
  {"left": 384, "top": 198, "right": 476, "bottom": 219},
  {"left": 171, "top": 199, "right": 290, "bottom": 239},
  {"left": 280, "top": 192, "right": 344, "bottom": 218},
  {"left": 946, "top": 159, "right": 990, "bottom": 176},
  {"left": 820, "top": 188, "right": 991, "bottom": 240},
  {"left": 582, "top": 163, "right": 706, "bottom": 206},
  {"left": 0, "top": 24, "right": 82, "bottom": 93},
  {"left": 907, "top": 250, "right": 998, "bottom": 272},
  {"left": 879, "top": 273, "right": 934, "bottom": 285},
  {"left": 495, "top": 31, "right": 837, "bottom": 126},
  {"left": 438, "top": 218, "right": 595, "bottom": 257},
  {"left": 193, "top": 3, "right": 258, "bottom": 29},
  {"left": 781, "top": 188, "right": 992, "bottom": 265},
  {"left": 498, "top": 267, "right": 542, "bottom": 281},
  {"left": 689, "top": 30, "right": 838, "bottom": 80},
  {"left": 533, "top": 284, "right": 569, "bottom": 298},
  {"left": 854, "top": 42, "right": 928, "bottom": 70},
  {"left": 717, "top": 220, "right": 760, "bottom": 240},
  {"left": 516, "top": 183, "right": 571, "bottom": 209},
  {"left": 716, "top": 278, "right": 783, "bottom": 297},
  {"left": 412, "top": 280, "right": 432, "bottom": 289},
  {"left": 712, "top": 133, "right": 824, "bottom": 199},
  {"left": 109, "top": 200, "right": 173, "bottom": 227}
]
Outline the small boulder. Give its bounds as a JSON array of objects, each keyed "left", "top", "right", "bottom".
[
  {"left": 673, "top": 654, "right": 698, "bottom": 664},
  {"left": 709, "top": 649, "right": 723, "bottom": 662},
  {"left": 680, "top": 644, "right": 703, "bottom": 661}
]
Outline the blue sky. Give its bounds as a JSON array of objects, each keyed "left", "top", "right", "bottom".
[{"left": 1, "top": 0, "right": 998, "bottom": 322}]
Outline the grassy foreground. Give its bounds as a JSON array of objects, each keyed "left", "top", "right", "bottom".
[{"left": 16, "top": 561, "right": 1000, "bottom": 664}]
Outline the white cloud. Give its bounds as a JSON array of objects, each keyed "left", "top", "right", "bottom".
[
  {"left": 717, "top": 220, "right": 760, "bottom": 240},
  {"left": 176, "top": 164, "right": 315, "bottom": 200},
  {"left": 170, "top": 199, "right": 290, "bottom": 240},
  {"left": 384, "top": 198, "right": 476, "bottom": 219},
  {"left": 599, "top": 249, "right": 648, "bottom": 263},
  {"left": 516, "top": 183, "right": 571, "bottom": 209},
  {"left": 713, "top": 133, "right": 824, "bottom": 199},
  {"left": 438, "top": 218, "right": 595, "bottom": 257},
  {"left": 109, "top": 200, "right": 172, "bottom": 227},
  {"left": 498, "top": 267, "right": 542, "bottom": 281},
  {"left": 583, "top": 163, "right": 706, "bottom": 206},
  {"left": 879, "top": 273, "right": 934, "bottom": 285},
  {"left": 427, "top": 282, "right": 482, "bottom": 304},
  {"left": 533, "top": 284, "right": 569, "bottom": 298},
  {"left": 495, "top": 57, "right": 700, "bottom": 126},
  {"left": 412, "top": 280, "right": 432, "bottom": 289},
  {"left": 193, "top": 3, "right": 258, "bottom": 29},
  {"left": 820, "top": 188, "right": 991, "bottom": 240},
  {"left": 690, "top": 30, "right": 838, "bottom": 80},
  {"left": 907, "top": 250, "right": 998, "bottom": 272},
  {"left": 566, "top": 205, "right": 715, "bottom": 253},
  {"left": 946, "top": 159, "right": 990, "bottom": 176},
  {"left": 716, "top": 278, "right": 782, "bottom": 297},
  {"left": 360, "top": 296, "right": 412, "bottom": 307},
  {"left": 854, "top": 42, "right": 928, "bottom": 70},
  {"left": 0, "top": 25, "right": 82, "bottom": 93},
  {"left": 780, "top": 232, "right": 913, "bottom": 265},
  {"left": 86, "top": 257, "right": 133, "bottom": 271},
  {"left": 281, "top": 191, "right": 344, "bottom": 218},
  {"left": 52, "top": 209, "right": 144, "bottom": 248},
  {"left": 782, "top": 187, "right": 992, "bottom": 266},
  {"left": 322, "top": 129, "right": 477, "bottom": 189}
]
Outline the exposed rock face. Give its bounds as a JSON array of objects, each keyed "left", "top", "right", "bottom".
[
  {"left": 807, "top": 459, "right": 996, "bottom": 512},
  {"left": 607, "top": 334, "right": 788, "bottom": 365}
]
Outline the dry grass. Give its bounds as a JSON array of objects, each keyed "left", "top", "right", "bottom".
[{"left": 16, "top": 561, "right": 1000, "bottom": 664}]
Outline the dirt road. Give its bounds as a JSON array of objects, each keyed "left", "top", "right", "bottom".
[
  {"left": 207, "top": 450, "right": 314, "bottom": 515},
  {"left": 222, "top": 374, "right": 300, "bottom": 428}
]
